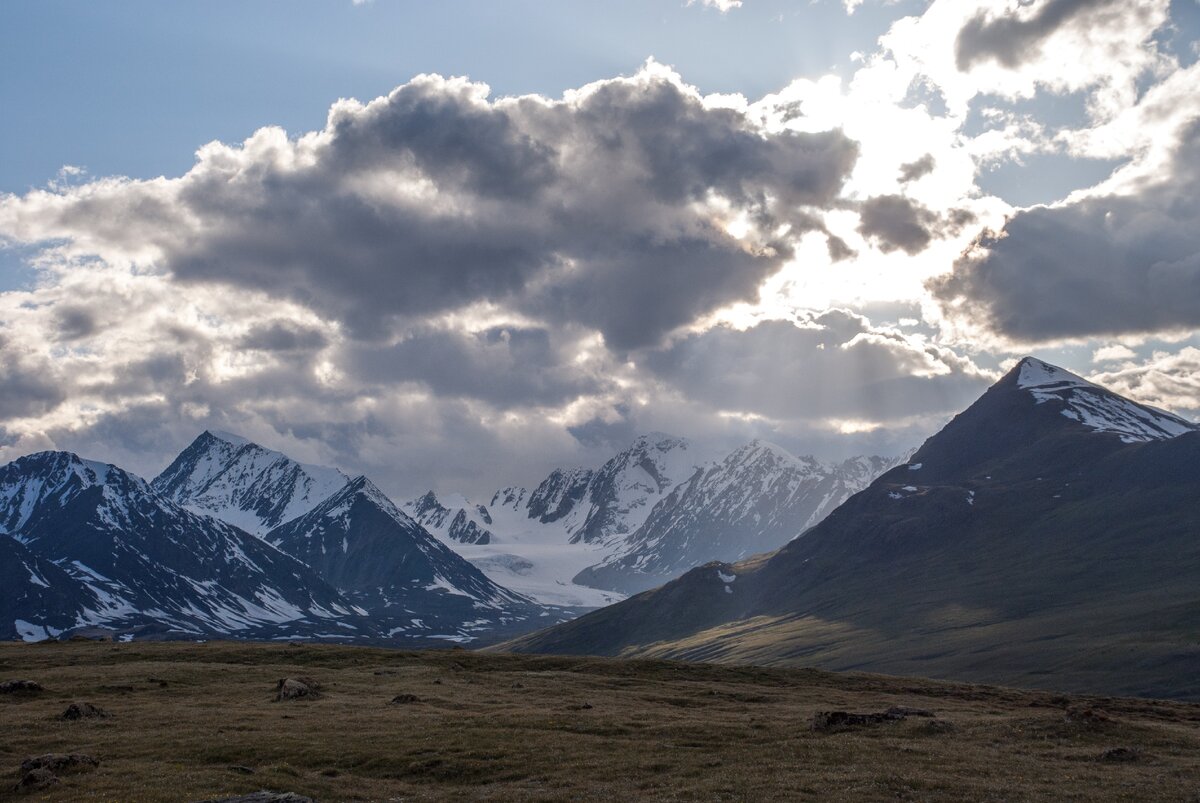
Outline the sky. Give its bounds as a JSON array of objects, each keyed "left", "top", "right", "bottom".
[{"left": 2, "top": 0, "right": 1200, "bottom": 500}]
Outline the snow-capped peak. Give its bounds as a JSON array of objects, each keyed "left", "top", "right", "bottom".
[
  {"left": 0, "top": 451, "right": 145, "bottom": 536},
  {"left": 1016, "top": 357, "right": 1097, "bottom": 393},
  {"left": 152, "top": 431, "right": 350, "bottom": 535},
  {"left": 1014, "top": 357, "right": 1196, "bottom": 443},
  {"left": 404, "top": 490, "right": 495, "bottom": 545}
]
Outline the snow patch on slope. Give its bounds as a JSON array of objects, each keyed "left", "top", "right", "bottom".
[{"left": 1018, "top": 358, "right": 1195, "bottom": 443}]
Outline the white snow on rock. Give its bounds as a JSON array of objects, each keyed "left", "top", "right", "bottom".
[
  {"left": 152, "top": 431, "right": 349, "bottom": 535},
  {"left": 1017, "top": 357, "right": 1196, "bottom": 443}
]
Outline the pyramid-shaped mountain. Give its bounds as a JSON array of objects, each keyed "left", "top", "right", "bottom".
[
  {"left": 153, "top": 430, "right": 349, "bottom": 535},
  {"left": 266, "top": 475, "right": 525, "bottom": 612},
  {"left": 502, "top": 358, "right": 1200, "bottom": 699}
]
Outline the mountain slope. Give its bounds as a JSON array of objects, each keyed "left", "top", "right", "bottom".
[
  {"left": 502, "top": 358, "right": 1200, "bottom": 700},
  {"left": 3, "top": 451, "right": 362, "bottom": 640},
  {"left": 152, "top": 430, "right": 349, "bottom": 535},
  {"left": 0, "top": 536, "right": 97, "bottom": 641},
  {"left": 573, "top": 442, "right": 901, "bottom": 594}
]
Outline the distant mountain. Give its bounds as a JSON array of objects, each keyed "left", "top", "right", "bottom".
[
  {"left": 152, "top": 430, "right": 348, "bottom": 535},
  {"left": 574, "top": 442, "right": 904, "bottom": 594},
  {"left": 564, "top": 433, "right": 705, "bottom": 545},
  {"left": 1, "top": 451, "right": 361, "bottom": 641},
  {"left": 396, "top": 434, "right": 715, "bottom": 608},
  {"left": 267, "top": 476, "right": 528, "bottom": 639},
  {"left": 418, "top": 434, "right": 899, "bottom": 604},
  {"left": 405, "top": 491, "right": 495, "bottom": 545},
  {"left": 502, "top": 358, "right": 1200, "bottom": 700}
]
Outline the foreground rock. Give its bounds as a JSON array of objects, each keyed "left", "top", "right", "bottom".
[
  {"left": 274, "top": 677, "right": 320, "bottom": 701},
  {"left": 14, "top": 768, "right": 58, "bottom": 793},
  {"left": 195, "top": 793, "right": 315, "bottom": 803},
  {"left": 61, "top": 701, "right": 109, "bottom": 720},
  {"left": 0, "top": 680, "right": 43, "bottom": 694},
  {"left": 20, "top": 754, "right": 100, "bottom": 774},
  {"left": 811, "top": 706, "right": 934, "bottom": 732},
  {"left": 14, "top": 753, "right": 99, "bottom": 794}
]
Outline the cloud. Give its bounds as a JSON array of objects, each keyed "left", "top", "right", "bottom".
[
  {"left": 931, "top": 115, "right": 1200, "bottom": 342},
  {"left": 898, "top": 153, "right": 936, "bottom": 183},
  {"left": 687, "top": 0, "right": 743, "bottom": 11},
  {"left": 642, "top": 310, "right": 993, "bottom": 425},
  {"left": 857, "top": 194, "right": 977, "bottom": 255},
  {"left": 857, "top": 195, "right": 939, "bottom": 255},
  {"left": 0, "top": 65, "right": 857, "bottom": 352},
  {"left": 340, "top": 325, "right": 613, "bottom": 407},
  {"left": 956, "top": 0, "right": 1124, "bottom": 72},
  {"left": 1091, "top": 347, "right": 1200, "bottom": 418}
]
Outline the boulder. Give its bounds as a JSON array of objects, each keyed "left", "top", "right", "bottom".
[
  {"left": 811, "top": 707, "right": 932, "bottom": 732},
  {"left": 274, "top": 677, "right": 320, "bottom": 702},
  {"left": 194, "top": 792, "right": 315, "bottom": 803},
  {"left": 0, "top": 680, "right": 43, "bottom": 694},
  {"left": 20, "top": 753, "right": 100, "bottom": 775},
  {"left": 13, "top": 768, "right": 58, "bottom": 793},
  {"left": 61, "top": 702, "right": 109, "bottom": 720}
]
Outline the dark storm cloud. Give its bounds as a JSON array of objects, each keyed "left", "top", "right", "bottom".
[
  {"left": 956, "top": 0, "right": 1125, "bottom": 71},
  {"left": 898, "top": 153, "right": 935, "bottom": 183},
  {"left": 931, "top": 119, "right": 1200, "bottom": 341},
  {"left": 642, "top": 313, "right": 990, "bottom": 422}
]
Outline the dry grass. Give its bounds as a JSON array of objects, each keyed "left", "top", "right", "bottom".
[{"left": 1, "top": 640, "right": 1199, "bottom": 801}]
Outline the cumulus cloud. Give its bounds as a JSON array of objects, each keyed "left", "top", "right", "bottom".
[
  {"left": 1091, "top": 347, "right": 1200, "bottom": 418},
  {"left": 0, "top": 65, "right": 857, "bottom": 352},
  {"left": 932, "top": 115, "right": 1200, "bottom": 342},
  {"left": 956, "top": 0, "right": 1124, "bottom": 72}
]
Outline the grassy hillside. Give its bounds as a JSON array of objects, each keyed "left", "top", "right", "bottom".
[{"left": 2, "top": 641, "right": 1200, "bottom": 801}]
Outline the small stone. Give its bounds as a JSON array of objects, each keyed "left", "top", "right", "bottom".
[
  {"left": 1099, "top": 747, "right": 1141, "bottom": 763},
  {"left": 390, "top": 694, "right": 420, "bottom": 705},
  {"left": 0, "top": 680, "right": 43, "bottom": 694}
]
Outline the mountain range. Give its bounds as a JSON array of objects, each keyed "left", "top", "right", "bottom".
[
  {"left": 2, "top": 426, "right": 896, "bottom": 644},
  {"left": 501, "top": 358, "right": 1200, "bottom": 700}
]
